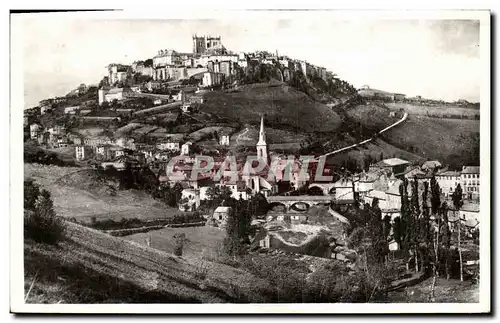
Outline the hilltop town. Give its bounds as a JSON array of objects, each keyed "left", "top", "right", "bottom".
[{"left": 23, "top": 34, "right": 481, "bottom": 304}]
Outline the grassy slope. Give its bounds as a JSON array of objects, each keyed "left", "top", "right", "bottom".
[
  {"left": 24, "top": 164, "right": 177, "bottom": 223},
  {"left": 24, "top": 222, "right": 271, "bottom": 304},
  {"left": 342, "top": 103, "right": 479, "bottom": 166},
  {"left": 326, "top": 138, "right": 425, "bottom": 166},
  {"left": 381, "top": 115, "right": 480, "bottom": 166},
  {"left": 344, "top": 103, "right": 401, "bottom": 130},
  {"left": 202, "top": 83, "right": 343, "bottom": 133},
  {"left": 385, "top": 102, "right": 480, "bottom": 118}
]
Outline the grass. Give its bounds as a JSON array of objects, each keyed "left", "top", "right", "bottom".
[
  {"left": 202, "top": 82, "right": 342, "bottom": 133},
  {"left": 383, "top": 277, "right": 480, "bottom": 303},
  {"left": 230, "top": 127, "right": 307, "bottom": 148},
  {"left": 344, "top": 103, "right": 401, "bottom": 130},
  {"left": 381, "top": 115, "right": 479, "bottom": 166},
  {"left": 187, "top": 126, "right": 234, "bottom": 142},
  {"left": 24, "top": 221, "right": 272, "bottom": 303},
  {"left": 386, "top": 102, "right": 480, "bottom": 118},
  {"left": 342, "top": 104, "right": 479, "bottom": 167},
  {"left": 123, "top": 226, "right": 226, "bottom": 260},
  {"left": 24, "top": 164, "right": 178, "bottom": 223},
  {"left": 326, "top": 138, "right": 426, "bottom": 166}
]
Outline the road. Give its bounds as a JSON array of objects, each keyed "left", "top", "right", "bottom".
[
  {"left": 235, "top": 128, "right": 250, "bottom": 145},
  {"left": 132, "top": 102, "right": 182, "bottom": 117},
  {"left": 316, "top": 112, "right": 408, "bottom": 160}
]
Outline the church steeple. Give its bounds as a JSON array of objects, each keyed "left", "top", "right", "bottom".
[{"left": 256, "top": 115, "right": 268, "bottom": 164}]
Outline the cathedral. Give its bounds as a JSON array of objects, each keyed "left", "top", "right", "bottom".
[{"left": 192, "top": 34, "right": 227, "bottom": 55}]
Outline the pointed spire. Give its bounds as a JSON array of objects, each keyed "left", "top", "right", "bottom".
[{"left": 257, "top": 115, "right": 266, "bottom": 146}]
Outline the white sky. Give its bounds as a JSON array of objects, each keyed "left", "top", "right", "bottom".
[{"left": 14, "top": 14, "right": 480, "bottom": 109}]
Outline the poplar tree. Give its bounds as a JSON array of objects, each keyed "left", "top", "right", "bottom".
[
  {"left": 421, "top": 181, "right": 431, "bottom": 272},
  {"left": 441, "top": 201, "right": 451, "bottom": 279},
  {"left": 452, "top": 184, "right": 464, "bottom": 281},
  {"left": 409, "top": 179, "right": 420, "bottom": 272}
]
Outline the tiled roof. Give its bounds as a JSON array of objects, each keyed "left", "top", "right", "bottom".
[
  {"left": 436, "top": 170, "right": 461, "bottom": 177},
  {"left": 214, "top": 206, "right": 232, "bottom": 213},
  {"left": 461, "top": 166, "right": 480, "bottom": 174},
  {"left": 376, "top": 158, "right": 410, "bottom": 167}
]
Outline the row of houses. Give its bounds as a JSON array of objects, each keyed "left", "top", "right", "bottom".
[
  {"left": 106, "top": 35, "right": 338, "bottom": 91},
  {"left": 323, "top": 158, "right": 480, "bottom": 227}
]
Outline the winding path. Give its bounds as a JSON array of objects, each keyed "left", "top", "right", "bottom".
[
  {"left": 235, "top": 128, "right": 249, "bottom": 145},
  {"left": 315, "top": 112, "right": 408, "bottom": 161}
]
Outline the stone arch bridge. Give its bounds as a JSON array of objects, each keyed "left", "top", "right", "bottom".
[
  {"left": 307, "top": 182, "right": 336, "bottom": 196},
  {"left": 266, "top": 195, "right": 334, "bottom": 213}
]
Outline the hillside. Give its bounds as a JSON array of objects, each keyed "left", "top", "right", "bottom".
[
  {"left": 325, "top": 138, "right": 425, "bottom": 166},
  {"left": 202, "top": 82, "right": 343, "bottom": 133},
  {"left": 24, "top": 221, "right": 272, "bottom": 303},
  {"left": 343, "top": 103, "right": 401, "bottom": 130},
  {"left": 341, "top": 103, "right": 479, "bottom": 168},
  {"left": 381, "top": 115, "right": 479, "bottom": 168},
  {"left": 385, "top": 102, "right": 480, "bottom": 119},
  {"left": 24, "top": 164, "right": 177, "bottom": 223}
]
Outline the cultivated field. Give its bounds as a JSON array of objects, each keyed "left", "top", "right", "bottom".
[
  {"left": 381, "top": 115, "right": 480, "bottom": 166},
  {"left": 24, "top": 164, "right": 178, "bottom": 223},
  {"left": 385, "top": 102, "right": 480, "bottom": 119},
  {"left": 124, "top": 226, "right": 226, "bottom": 260}
]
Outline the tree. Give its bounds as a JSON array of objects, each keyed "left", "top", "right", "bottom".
[
  {"left": 393, "top": 216, "right": 403, "bottom": 250},
  {"left": 206, "top": 185, "right": 233, "bottom": 205},
  {"left": 25, "top": 189, "right": 65, "bottom": 244},
  {"left": 173, "top": 232, "right": 187, "bottom": 256},
  {"left": 452, "top": 184, "right": 464, "bottom": 281},
  {"left": 440, "top": 201, "right": 452, "bottom": 279},
  {"left": 24, "top": 179, "right": 40, "bottom": 211},
  {"left": 409, "top": 178, "right": 420, "bottom": 272},
  {"left": 171, "top": 182, "right": 184, "bottom": 206}
]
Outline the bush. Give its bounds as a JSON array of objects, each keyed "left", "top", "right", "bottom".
[
  {"left": 24, "top": 189, "right": 65, "bottom": 244},
  {"left": 173, "top": 233, "right": 187, "bottom": 256}
]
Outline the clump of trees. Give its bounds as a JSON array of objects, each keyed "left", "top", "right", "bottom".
[{"left": 24, "top": 180, "right": 65, "bottom": 244}]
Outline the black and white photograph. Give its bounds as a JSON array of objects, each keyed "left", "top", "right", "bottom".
[{"left": 9, "top": 8, "right": 491, "bottom": 314}]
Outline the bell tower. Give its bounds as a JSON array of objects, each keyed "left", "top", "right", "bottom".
[{"left": 256, "top": 115, "right": 268, "bottom": 164}]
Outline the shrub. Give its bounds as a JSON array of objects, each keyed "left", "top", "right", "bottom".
[
  {"left": 173, "top": 233, "right": 187, "bottom": 256},
  {"left": 24, "top": 189, "right": 65, "bottom": 244}
]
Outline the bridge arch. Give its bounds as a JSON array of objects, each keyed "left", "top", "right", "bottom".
[
  {"left": 268, "top": 202, "right": 287, "bottom": 213},
  {"left": 290, "top": 202, "right": 311, "bottom": 212},
  {"left": 308, "top": 185, "right": 325, "bottom": 196}
]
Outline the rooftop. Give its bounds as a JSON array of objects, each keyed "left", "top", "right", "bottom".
[
  {"left": 376, "top": 158, "right": 410, "bottom": 167},
  {"left": 461, "top": 166, "right": 480, "bottom": 174},
  {"left": 436, "top": 170, "right": 461, "bottom": 177},
  {"left": 214, "top": 206, "right": 232, "bottom": 213}
]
